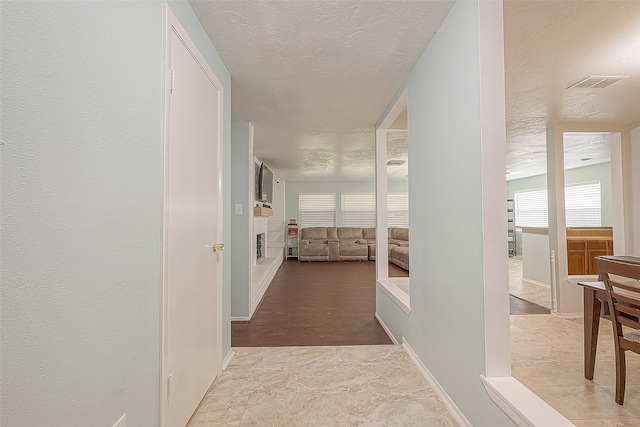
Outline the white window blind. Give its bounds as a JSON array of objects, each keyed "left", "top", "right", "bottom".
[
  {"left": 514, "top": 188, "right": 548, "bottom": 227},
  {"left": 341, "top": 193, "right": 376, "bottom": 227},
  {"left": 565, "top": 181, "right": 601, "bottom": 227},
  {"left": 514, "top": 181, "right": 601, "bottom": 228},
  {"left": 299, "top": 193, "right": 336, "bottom": 228},
  {"left": 388, "top": 193, "right": 409, "bottom": 227}
]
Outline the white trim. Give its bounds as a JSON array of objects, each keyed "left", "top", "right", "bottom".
[
  {"left": 522, "top": 278, "right": 551, "bottom": 289},
  {"left": 379, "top": 89, "right": 408, "bottom": 129},
  {"left": 402, "top": 339, "right": 471, "bottom": 427},
  {"left": 481, "top": 376, "right": 574, "bottom": 427},
  {"left": 377, "top": 279, "right": 411, "bottom": 314},
  {"left": 550, "top": 310, "right": 583, "bottom": 319},
  {"left": 112, "top": 413, "right": 126, "bottom": 427},
  {"left": 374, "top": 313, "right": 399, "bottom": 345},
  {"left": 221, "top": 350, "right": 235, "bottom": 371},
  {"left": 250, "top": 254, "right": 283, "bottom": 317},
  {"left": 230, "top": 316, "right": 251, "bottom": 322}
]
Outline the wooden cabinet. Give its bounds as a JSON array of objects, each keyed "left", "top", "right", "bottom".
[{"left": 566, "top": 227, "right": 613, "bottom": 275}]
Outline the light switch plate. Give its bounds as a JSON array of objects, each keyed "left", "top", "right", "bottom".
[{"left": 235, "top": 204, "right": 243, "bottom": 215}]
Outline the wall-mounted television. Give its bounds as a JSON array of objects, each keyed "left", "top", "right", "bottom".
[{"left": 257, "top": 162, "right": 273, "bottom": 204}]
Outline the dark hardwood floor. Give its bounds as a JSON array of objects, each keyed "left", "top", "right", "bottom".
[
  {"left": 232, "top": 260, "right": 397, "bottom": 347},
  {"left": 509, "top": 294, "right": 550, "bottom": 315},
  {"left": 231, "top": 260, "right": 545, "bottom": 346}
]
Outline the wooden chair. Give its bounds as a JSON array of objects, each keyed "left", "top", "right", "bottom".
[{"left": 596, "top": 256, "right": 640, "bottom": 405}]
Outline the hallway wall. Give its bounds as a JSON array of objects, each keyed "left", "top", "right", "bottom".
[
  {"left": 0, "top": 2, "right": 231, "bottom": 426},
  {"left": 375, "top": 1, "right": 514, "bottom": 425}
]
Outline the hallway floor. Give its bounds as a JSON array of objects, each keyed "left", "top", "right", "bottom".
[{"left": 187, "top": 345, "right": 457, "bottom": 426}]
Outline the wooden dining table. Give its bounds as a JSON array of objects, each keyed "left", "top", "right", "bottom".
[{"left": 577, "top": 255, "right": 640, "bottom": 380}]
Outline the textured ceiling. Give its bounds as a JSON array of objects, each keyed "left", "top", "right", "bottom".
[
  {"left": 504, "top": 0, "right": 640, "bottom": 179},
  {"left": 190, "top": 0, "right": 640, "bottom": 181},
  {"left": 190, "top": 0, "right": 454, "bottom": 180}
]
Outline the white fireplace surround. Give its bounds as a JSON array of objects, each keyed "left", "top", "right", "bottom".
[{"left": 253, "top": 217, "right": 268, "bottom": 267}]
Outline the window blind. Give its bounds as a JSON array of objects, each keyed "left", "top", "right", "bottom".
[
  {"left": 514, "top": 181, "right": 602, "bottom": 228},
  {"left": 299, "top": 193, "right": 336, "bottom": 228},
  {"left": 341, "top": 193, "right": 376, "bottom": 227},
  {"left": 387, "top": 193, "right": 409, "bottom": 227},
  {"left": 514, "top": 188, "right": 548, "bottom": 227},
  {"left": 565, "top": 181, "right": 601, "bottom": 227}
]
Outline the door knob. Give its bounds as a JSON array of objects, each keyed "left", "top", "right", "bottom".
[{"left": 212, "top": 242, "right": 225, "bottom": 252}]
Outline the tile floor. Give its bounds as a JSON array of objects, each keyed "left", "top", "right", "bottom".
[
  {"left": 508, "top": 257, "right": 552, "bottom": 309},
  {"left": 511, "top": 314, "right": 640, "bottom": 426},
  {"left": 187, "top": 345, "right": 458, "bottom": 426},
  {"left": 188, "top": 258, "right": 639, "bottom": 426}
]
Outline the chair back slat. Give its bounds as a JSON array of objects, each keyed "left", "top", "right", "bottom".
[
  {"left": 596, "top": 256, "right": 640, "bottom": 330},
  {"left": 621, "top": 340, "right": 640, "bottom": 354}
]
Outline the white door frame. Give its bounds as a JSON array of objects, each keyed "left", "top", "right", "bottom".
[{"left": 160, "top": 5, "right": 224, "bottom": 426}]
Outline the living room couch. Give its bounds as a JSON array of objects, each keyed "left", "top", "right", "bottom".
[{"left": 299, "top": 226, "right": 408, "bottom": 270}]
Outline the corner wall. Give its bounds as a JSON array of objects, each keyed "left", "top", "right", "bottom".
[
  {"left": 375, "top": 1, "right": 514, "bottom": 424},
  {"left": 0, "top": 2, "right": 231, "bottom": 425}
]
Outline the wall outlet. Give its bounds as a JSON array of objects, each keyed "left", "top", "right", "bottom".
[{"left": 113, "top": 413, "right": 126, "bottom": 427}]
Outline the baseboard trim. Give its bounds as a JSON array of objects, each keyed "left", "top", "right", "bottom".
[
  {"left": 222, "top": 349, "right": 235, "bottom": 371},
  {"left": 522, "top": 278, "right": 551, "bottom": 289},
  {"left": 374, "top": 313, "right": 399, "bottom": 345},
  {"left": 481, "top": 376, "right": 573, "bottom": 426},
  {"left": 551, "top": 310, "right": 583, "bottom": 319},
  {"left": 230, "top": 316, "right": 251, "bottom": 322},
  {"left": 402, "top": 338, "right": 472, "bottom": 427}
]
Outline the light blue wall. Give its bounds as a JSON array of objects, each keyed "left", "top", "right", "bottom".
[
  {"left": 285, "top": 180, "right": 407, "bottom": 226},
  {"left": 507, "top": 162, "right": 613, "bottom": 226},
  {"left": 231, "top": 122, "right": 252, "bottom": 317},
  {"left": 0, "top": 2, "right": 231, "bottom": 425},
  {"left": 375, "top": 1, "right": 514, "bottom": 425}
]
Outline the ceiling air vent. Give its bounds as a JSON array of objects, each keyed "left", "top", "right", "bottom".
[
  {"left": 386, "top": 159, "right": 405, "bottom": 166},
  {"left": 567, "top": 76, "right": 629, "bottom": 89}
]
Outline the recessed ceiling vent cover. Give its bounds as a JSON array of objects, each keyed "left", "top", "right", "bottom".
[
  {"left": 567, "top": 76, "right": 629, "bottom": 89},
  {"left": 386, "top": 159, "right": 405, "bottom": 166}
]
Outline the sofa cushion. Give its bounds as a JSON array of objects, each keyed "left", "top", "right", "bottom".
[
  {"left": 304, "top": 243, "right": 330, "bottom": 257},
  {"left": 362, "top": 227, "right": 376, "bottom": 242},
  {"left": 301, "top": 227, "right": 328, "bottom": 241},
  {"left": 389, "top": 227, "right": 409, "bottom": 241},
  {"left": 337, "top": 227, "right": 364, "bottom": 240}
]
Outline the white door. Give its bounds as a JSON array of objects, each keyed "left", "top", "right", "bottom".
[{"left": 163, "top": 8, "right": 224, "bottom": 427}]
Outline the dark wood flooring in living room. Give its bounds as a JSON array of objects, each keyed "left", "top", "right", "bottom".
[
  {"left": 232, "top": 259, "right": 549, "bottom": 347},
  {"left": 231, "top": 260, "right": 405, "bottom": 347}
]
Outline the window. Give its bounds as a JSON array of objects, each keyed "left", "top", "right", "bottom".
[
  {"left": 565, "top": 181, "right": 601, "bottom": 227},
  {"left": 299, "top": 193, "right": 336, "bottom": 228},
  {"left": 341, "top": 193, "right": 376, "bottom": 227},
  {"left": 388, "top": 193, "right": 409, "bottom": 227},
  {"left": 514, "top": 181, "right": 601, "bottom": 228},
  {"left": 514, "top": 188, "right": 548, "bottom": 228}
]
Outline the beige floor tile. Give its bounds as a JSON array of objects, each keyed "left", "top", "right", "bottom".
[
  {"left": 297, "top": 362, "right": 390, "bottom": 394},
  {"left": 345, "top": 392, "right": 457, "bottom": 427},
  {"left": 211, "top": 367, "right": 299, "bottom": 397},
  {"left": 239, "top": 393, "right": 350, "bottom": 427},
  {"left": 254, "top": 346, "right": 339, "bottom": 371},
  {"left": 572, "top": 419, "right": 640, "bottom": 427},
  {"left": 508, "top": 257, "right": 552, "bottom": 309},
  {"left": 187, "top": 395, "right": 249, "bottom": 427}
]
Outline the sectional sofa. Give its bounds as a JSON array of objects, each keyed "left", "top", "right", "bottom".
[{"left": 298, "top": 226, "right": 409, "bottom": 270}]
